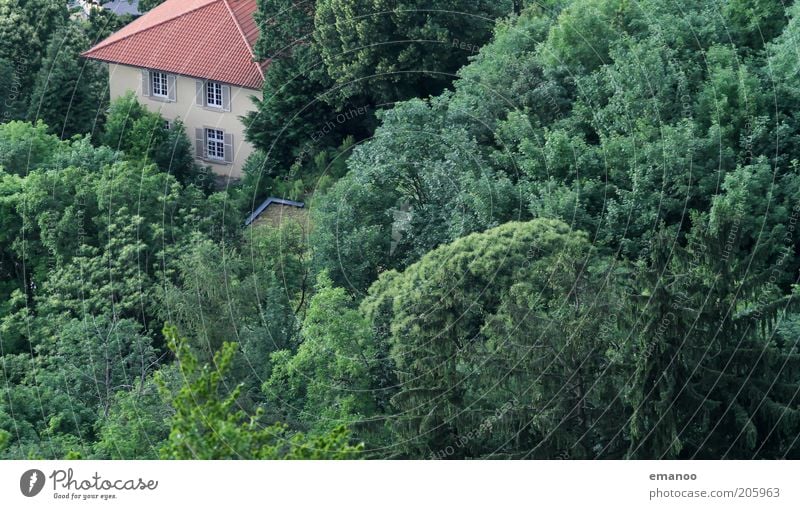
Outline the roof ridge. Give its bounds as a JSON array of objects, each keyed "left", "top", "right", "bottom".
[
  {"left": 244, "top": 197, "right": 305, "bottom": 226},
  {"left": 84, "top": 0, "right": 220, "bottom": 55},
  {"left": 221, "top": 0, "right": 265, "bottom": 81}
]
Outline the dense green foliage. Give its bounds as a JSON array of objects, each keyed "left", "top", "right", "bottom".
[
  {"left": 0, "top": 0, "right": 68, "bottom": 114},
  {"left": 2, "top": 0, "right": 800, "bottom": 460},
  {"left": 0, "top": 0, "right": 110, "bottom": 137},
  {"left": 361, "top": 219, "right": 629, "bottom": 458},
  {"left": 28, "top": 23, "right": 107, "bottom": 138},
  {"left": 158, "top": 326, "right": 362, "bottom": 459},
  {"left": 244, "top": 0, "right": 374, "bottom": 205},
  {"left": 314, "top": 0, "right": 516, "bottom": 105},
  {"left": 137, "top": 0, "right": 166, "bottom": 12}
]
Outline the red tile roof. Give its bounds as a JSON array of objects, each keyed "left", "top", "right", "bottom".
[{"left": 82, "top": 0, "right": 266, "bottom": 89}]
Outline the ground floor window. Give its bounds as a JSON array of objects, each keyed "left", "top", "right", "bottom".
[{"left": 206, "top": 128, "right": 225, "bottom": 161}]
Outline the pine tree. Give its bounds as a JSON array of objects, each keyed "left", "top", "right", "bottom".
[
  {"left": 626, "top": 162, "right": 800, "bottom": 459},
  {"left": 314, "top": 0, "right": 516, "bottom": 106},
  {"left": 27, "top": 23, "right": 107, "bottom": 138}
]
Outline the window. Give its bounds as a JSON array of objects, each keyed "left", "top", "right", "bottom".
[
  {"left": 151, "top": 71, "right": 168, "bottom": 97},
  {"left": 143, "top": 70, "right": 175, "bottom": 101},
  {"left": 206, "top": 81, "right": 223, "bottom": 108},
  {"left": 196, "top": 127, "right": 232, "bottom": 164},
  {"left": 196, "top": 80, "right": 229, "bottom": 110},
  {"left": 206, "top": 128, "right": 225, "bottom": 161}
]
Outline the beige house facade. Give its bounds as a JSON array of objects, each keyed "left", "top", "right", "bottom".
[{"left": 107, "top": 62, "right": 261, "bottom": 178}]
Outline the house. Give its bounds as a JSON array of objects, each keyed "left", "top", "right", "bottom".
[
  {"left": 82, "top": 0, "right": 266, "bottom": 179},
  {"left": 244, "top": 197, "right": 307, "bottom": 228}
]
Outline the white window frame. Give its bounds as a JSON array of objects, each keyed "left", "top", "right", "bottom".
[
  {"left": 151, "top": 71, "right": 169, "bottom": 98},
  {"left": 206, "top": 128, "right": 225, "bottom": 161},
  {"left": 206, "top": 81, "right": 224, "bottom": 108}
]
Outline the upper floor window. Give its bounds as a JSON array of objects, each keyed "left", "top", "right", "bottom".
[
  {"left": 206, "top": 81, "right": 223, "bottom": 108},
  {"left": 151, "top": 71, "right": 169, "bottom": 97},
  {"left": 142, "top": 70, "right": 176, "bottom": 102},
  {"left": 196, "top": 80, "right": 230, "bottom": 111}
]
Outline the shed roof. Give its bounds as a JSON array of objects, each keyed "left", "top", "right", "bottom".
[{"left": 245, "top": 197, "right": 305, "bottom": 226}]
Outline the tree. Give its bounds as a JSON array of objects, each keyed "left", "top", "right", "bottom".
[
  {"left": 0, "top": 316, "right": 157, "bottom": 459},
  {"left": 315, "top": 0, "right": 516, "bottom": 106},
  {"left": 157, "top": 233, "right": 297, "bottom": 375},
  {"left": 94, "top": 377, "right": 170, "bottom": 460},
  {"left": 4, "top": 0, "right": 800, "bottom": 462},
  {"left": 158, "top": 326, "right": 363, "bottom": 459},
  {"left": 625, "top": 161, "right": 800, "bottom": 459},
  {"left": 0, "top": 56, "right": 18, "bottom": 122},
  {"left": 27, "top": 23, "right": 107, "bottom": 138},
  {"left": 51, "top": 317, "right": 157, "bottom": 419},
  {"left": 101, "top": 91, "right": 177, "bottom": 168},
  {"left": 311, "top": 96, "right": 519, "bottom": 294},
  {"left": 253, "top": 0, "right": 316, "bottom": 59},
  {"left": 244, "top": 43, "right": 340, "bottom": 177},
  {"left": 246, "top": 0, "right": 372, "bottom": 194},
  {"left": 0, "top": 171, "right": 24, "bottom": 316},
  {"left": 102, "top": 93, "right": 202, "bottom": 184},
  {"left": 0, "top": 0, "right": 67, "bottom": 114},
  {"left": 85, "top": 7, "right": 135, "bottom": 43},
  {"left": 362, "top": 219, "right": 630, "bottom": 458},
  {"left": 536, "top": 0, "right": 640, "bottom": 75},
  {"left": 264, "top": 272, "right": 394, "bottom": 446},
  {"left": 724, "top": 0, "right": 788, "bottom": 50},
  {"left": 6, "top": 152, "right": 229, "bottom": 335},
  {"left": 0, "top": 120, "right": 60, "bottom": 175},
  {"left": 0, "top": 132, "right": 234, "bottom": 459},
  {"left": 138, "top": 0, "right": 166, "bottom": 12}
]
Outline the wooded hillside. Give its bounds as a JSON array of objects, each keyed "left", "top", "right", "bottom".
[{"left": 1, "top": 0, "right": 799, "bottom": 459}]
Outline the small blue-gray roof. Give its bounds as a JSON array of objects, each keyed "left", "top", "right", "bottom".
[
  {"left": 244, "top": 197, "right": 305, "bottom": 226},
  {"left": 103, "top": 0, "right": 141, "bottom": 16}
]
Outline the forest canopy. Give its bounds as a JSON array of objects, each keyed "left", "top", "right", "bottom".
[{"left": 1, "top": 0, "right": 799, "bottom": 459}]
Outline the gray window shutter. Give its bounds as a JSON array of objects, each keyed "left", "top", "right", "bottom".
[
  {"left": 222, "top": 85, "right": 231, "bottom": 112},
  {"left": 195, "top": 80, "right": 205, "bottom": 106},
  {"left": 167, "top": 74, "right": 177, "bottom": 102},
  {"left": 141, "top": 69, "right": 150, "bottom": 96},
  {"left": 195, "top": 128, "right": 206, "bottom": 159},
  {"left": 223, "top": 132, "right": 233, "bottom": 164}
]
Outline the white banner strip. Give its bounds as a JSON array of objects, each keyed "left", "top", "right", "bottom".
[{"left": 0, "top": 460, "right": 797, "bottom": 508}]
